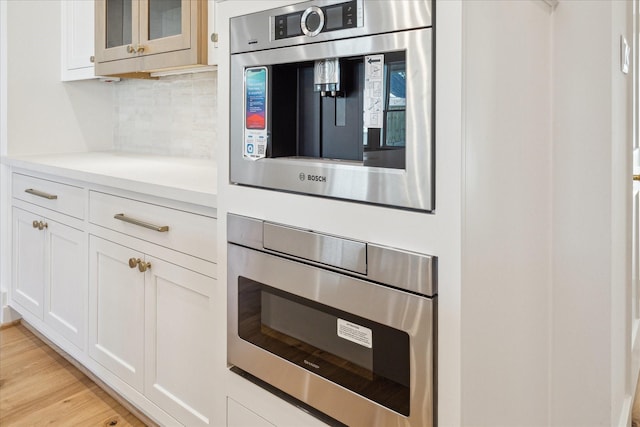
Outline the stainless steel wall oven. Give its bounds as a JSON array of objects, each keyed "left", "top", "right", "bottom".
[
  {"left": 227, "top": 214, "right": 437, "bottom": 426},
  {"left": 229, "top": 0, "right": 434, "bottom": 211}
]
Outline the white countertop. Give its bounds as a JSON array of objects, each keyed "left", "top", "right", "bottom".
[{"left": 2, "top": 152, "right": 217, "bottom": 208}]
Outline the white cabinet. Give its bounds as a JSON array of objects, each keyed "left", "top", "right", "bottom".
[
  {"left": 208, "top": 0, "right": 219, "bottom": 66},
  {"left": 9, "top": 166, "right": 218, "bottom": 426},
  {"left": 145, "top": 255, "right": 214, "bottom": 426},
  {"left": 11, "top": 172, "right": 88, "bottom": 351},
  {"left": 12, "top": 207, "right": 87, "bottom": 350},
  {"left": 89, "top": 236, "right": 146, "bottom": 391},
  {"left": 12, "top": 207, "right": 46, "bottom": 319},
  {"left": 44, "top": 219, "right": 86, "bottom": 350},
  {"left": 88, "top": 190, "right": 216, "bottom": 427},
  {"left": 61, "top": 0, "right": 96, "bottom": 81}
]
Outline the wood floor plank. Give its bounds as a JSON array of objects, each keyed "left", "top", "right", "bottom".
[{"left": 0, "top": 323, "right": 147, "bottom": 427}]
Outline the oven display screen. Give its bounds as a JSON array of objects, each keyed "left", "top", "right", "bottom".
[
  {"left": 286, "top": 14, "right": 302, "bottom": 36},
  {"left": 245, "top": 67, "right": 267, "bottom": 130},
  {"left": 325, "top": 6, "right": 343, "bottom": 30}
]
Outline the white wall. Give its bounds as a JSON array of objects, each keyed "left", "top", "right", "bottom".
[
  {"left": 551, "top": 1, "right": 634, "bottom": 426},
  {"left": 6, "top": 0, "right": 113, "bottom": 155},
  {"left": 461, "top": 2, "right": 552, "bottom": 425},
  {"left": 0, "top": 0, "right": 16, "bottom": 325}
]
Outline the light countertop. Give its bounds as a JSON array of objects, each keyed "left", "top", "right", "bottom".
[{"left": 2, "top": 151, "right": 217, "bottom": 208}]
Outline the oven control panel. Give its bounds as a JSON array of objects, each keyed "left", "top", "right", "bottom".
[{"left": 274, "top": 0, "right": 362, "bottom": 40}]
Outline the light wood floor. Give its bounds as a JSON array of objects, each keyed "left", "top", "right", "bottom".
[
  {"left": 0, "top": 322, "right": 147, "bottom": 426},
  {"left": 5, "top": 320, "right": 640, "bottom": 427}
]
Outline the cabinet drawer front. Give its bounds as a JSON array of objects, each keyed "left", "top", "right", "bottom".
[
  {"left": 13, "top": 173, "right": 85, "bottom": 219},
  {"left": 89, "top": 191, "right": 216, "bottom": 262}
]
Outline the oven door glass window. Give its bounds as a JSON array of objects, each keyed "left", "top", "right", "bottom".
[{"left": 237, "top": 277, "right": 411, "bottom": 416}]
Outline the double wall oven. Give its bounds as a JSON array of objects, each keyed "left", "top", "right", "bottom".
[{"left": 227, "top": 214, "right": 437, "bottom": 426}]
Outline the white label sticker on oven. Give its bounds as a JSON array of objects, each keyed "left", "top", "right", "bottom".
[
  {"left": 337, "top": 319, "right": 373, "bottom": 348},
  {"left": 364, "top": 54, "right": 384, "bottom": 129},
  {"left": 244, "top": 130, "right": 267, "bottom": 160},
  {"left": 244, "top": 66, "right": 268, "bottom": 160}
]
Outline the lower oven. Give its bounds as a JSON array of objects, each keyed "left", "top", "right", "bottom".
[{"left": 227, "top": 214, "right": 437, "bottom": 427}]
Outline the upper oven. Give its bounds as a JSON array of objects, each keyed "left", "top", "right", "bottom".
[
  {"left": 229, "top": 0, "right": 434, "bottom": 212},
  {"left": 227, "top": 214, "right": 437, "bottom": 426}
]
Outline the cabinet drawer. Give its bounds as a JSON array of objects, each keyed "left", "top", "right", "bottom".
[
  {"left": 13, "top": 173, "right": 85, "bottom": 219},
  {"left": 89, "top": 191, "right": 217, "bottom": 262}
]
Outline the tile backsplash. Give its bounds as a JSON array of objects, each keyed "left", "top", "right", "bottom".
[{"left": 113, "top": 71, "right": 217, "bottom": 160}]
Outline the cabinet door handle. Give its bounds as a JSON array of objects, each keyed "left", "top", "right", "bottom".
[
  {"left": 137, "top": 261, "right": 151, "bottom": 272},
  {"left": 127, "top": 257, "right": 150, "bottom": 272},
  {"left": 114, "top": 213, "right": 169, "bottom": 232},
  {"left": 25, "top": 188, "right": 58, "bottom": 200},
  {"left": 32, "top": 220, "right": 47, "bottom": 230}
]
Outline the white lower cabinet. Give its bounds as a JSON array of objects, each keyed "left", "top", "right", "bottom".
[
  {"left": 12, "top": 207, "right": 46, "bottom": 319},
  {"left": 88, "top": 236, "right": 146, "bottom": 391},
  {"left": 145, "top": 255, "right": 213, "bottom": 426},
  {"left": 89, "top": 235, "right": 215, "bottom": 426},
  {"left": 12, "top": 206, "right": 87, "bottom": 350},
  {"left": 11, "top": 169, "right": 218, "bottom": 426}
]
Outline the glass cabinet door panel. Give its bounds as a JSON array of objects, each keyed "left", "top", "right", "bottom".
[
  {"left": 148, "top": 0, "right": 182, "bottom": 40},
  {"left": 106, "top": 0, "right": 133, "bottom": 48}
]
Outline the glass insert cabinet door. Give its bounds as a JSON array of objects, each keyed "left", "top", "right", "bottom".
[
  {"left": 96, "top": 0, "right": 192, "bottom": 63},
  {"left": 139, "top": 0, "right": 192, "bottom": 55},
  {"left": 97, "top": 0, "right": 140, "bottom": 62}
]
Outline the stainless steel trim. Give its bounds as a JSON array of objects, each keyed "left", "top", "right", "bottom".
[
  {"left": 227, "top": 242, "right": 435, "bottom": 427},
  {"left": 231, "top": 0, "right": 429, "bottom": 54},
  {"left": 230, "top": 28, "right": 434, "bottom": 211},
  {"left": 113, "top": 213, "right": 169, "bottom": 232},
  {"left": 25, "top": 188, "right": 58, "bottom": 200},
  {"left": 368, "top": 244, "right": 437, "bottom": 295},
  {"left": 227, "top": 214, "right": 263, "bottom": 250},
  {"left": 264, "top": 222, "right": 366, "bottom": 274},
  {"left": 227, "top": 214, "right": 437, "bottom": 296}
]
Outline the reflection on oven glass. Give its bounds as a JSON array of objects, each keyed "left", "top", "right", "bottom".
[{"left": 237, "top": 277, "right": 411, "bottom": 416}]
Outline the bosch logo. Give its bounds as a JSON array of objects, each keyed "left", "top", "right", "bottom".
[
  {"left": 307, "top": 174, "right": 327, "bottom": 183},
  {"left": 298, "top": 173, "right": 327, "bottom": 183}
]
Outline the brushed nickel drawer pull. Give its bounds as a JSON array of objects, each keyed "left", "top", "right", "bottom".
[
  {"left": 25, "top": 188, "right": 58, "bottom": 200},
  {"left": 114, "top": 213, "right": 169, "bottom": 232}
]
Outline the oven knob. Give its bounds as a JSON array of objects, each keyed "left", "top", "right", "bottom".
[{"left": 301, "top": 6, "right": 324, "bottom": 37}]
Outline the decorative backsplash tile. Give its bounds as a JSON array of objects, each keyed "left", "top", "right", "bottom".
[{"left": 113, "top": 71, "right": 217, "bottom": 160}]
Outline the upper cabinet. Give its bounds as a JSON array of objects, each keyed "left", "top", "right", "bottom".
[
  {"left": 207, "top": 0, "right": 218, "bottom": 66},
  {"left": 94, "top": 0, "right": 209, "bottom": 77},
  {"left": 61, "top": 0, "right": 97, "bottom": 81}
]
